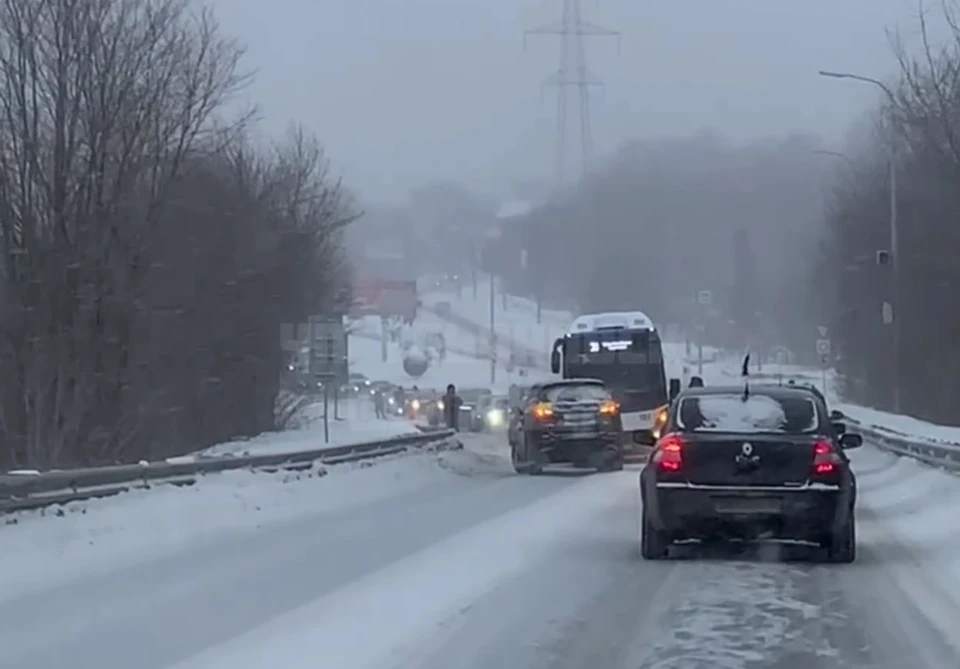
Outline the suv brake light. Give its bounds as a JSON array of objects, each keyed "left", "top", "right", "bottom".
[
  {"left": 532, "top": 402, "right": 555, "bottom": 421},
  {"left": 598, "top": 400, "right": 619, "bottom": 416},
  {"left": 652, "top": 433, "right": 684, "bottom": 472},
  {"left": 652, "top": 404, "right": 669, "bottom": 439},
  {"left": 812, "top": 439, "right": 843, "bottom": 477}
]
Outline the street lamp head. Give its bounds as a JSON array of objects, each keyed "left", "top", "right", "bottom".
[{"left": 818, "top": 70, "right": 847, "bottom": 79}]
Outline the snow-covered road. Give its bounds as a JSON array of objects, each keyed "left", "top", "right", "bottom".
[{"left": 3, "top": 433, "right": 956, "bottom": 669}]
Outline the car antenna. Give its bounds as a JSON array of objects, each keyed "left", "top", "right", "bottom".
[{"left": 740, "top": 352, "right": 750, "bottom": 401}]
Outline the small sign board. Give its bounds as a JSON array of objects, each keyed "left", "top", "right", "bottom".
[
  {"left": 816, "top": 339, "right": 831, "bottom": 356},
  {"left": 309, "top": 315, "right": 347, "bottom": 382},
  {"left": 697, "top": 290, "right": 712, "bottom": 306},
  {"left": 817, "top": 325, "right": 828, "bottom": 337}
]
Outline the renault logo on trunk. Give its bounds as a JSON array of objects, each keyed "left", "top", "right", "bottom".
[{"left": 735, "top": 442, "right": 760, "bottom": 468}]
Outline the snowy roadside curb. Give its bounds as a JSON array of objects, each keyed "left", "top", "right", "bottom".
[
  {"left": 0, "top": 440, "right": 467, "bottom": 604},
  {"left": 0, "top": 429, "right": 456, "bottom": 516},
  {"left": 854, "top": 447, "right": 960, "bottom": 652}
]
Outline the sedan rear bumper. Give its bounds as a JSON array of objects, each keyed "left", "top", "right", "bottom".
[{"left": 644, "top": 482, "right": 852, "bottom": 542}]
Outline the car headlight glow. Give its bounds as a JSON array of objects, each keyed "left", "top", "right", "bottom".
[
  {"left": 388, "top": 397, "right": 395, "bottom": 405},
  {"left": 486, "top": 409, "right": 504, "bottom": 426},
  {"left": 437, "top": 400, "right": 445, "bottom": 411},
  {"left": 411, "top": 399, "right": 421, "bottom": 411}
]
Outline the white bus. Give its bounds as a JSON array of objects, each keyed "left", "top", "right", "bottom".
[{"left": 550, "top": 311, "right": 681, "bottom": 446}]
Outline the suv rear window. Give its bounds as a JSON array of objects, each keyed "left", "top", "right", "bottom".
[
  {"left": 676, "top": 393, "right": 818, "bottom": 434},
  {"left": 543, "top": 384, "right": 609, "bottom": 402}
]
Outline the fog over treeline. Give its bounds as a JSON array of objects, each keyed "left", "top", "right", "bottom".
[
  {"left": 370, "top": 3, "right": 960, "bottom": 426},
  {"left": 488, "top": 132, "right": 829, "bottom": 356}
]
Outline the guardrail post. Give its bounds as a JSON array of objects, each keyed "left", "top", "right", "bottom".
[{"left": 323, "top": 384, "right": 330, "bottom": 443}]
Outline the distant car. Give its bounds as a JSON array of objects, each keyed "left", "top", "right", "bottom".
[
  {"left": 427, "top": 396, "right": 444, "bottom": 426},
  {"left": 344, "top": 372, "right": 371, "bottom": 396},
  {"left": 638, "top": 384, "right": 862, "bottom": 562},
  {"left": 508, "top": 379, "right": 624, "bottom": 474},
  {"left": 459, "top": 388, "right": 493, "bottom": 432},
  {"left": 483, "top": 396, "right": 510, "bottom": 430}
]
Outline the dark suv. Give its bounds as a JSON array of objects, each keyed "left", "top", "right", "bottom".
[{"left": 508, "top": 379, "right": 624, "bottom": 474}]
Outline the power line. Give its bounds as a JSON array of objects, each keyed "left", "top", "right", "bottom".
[{"left": 524, "top": 0, "right": 619, "bottom": 185}]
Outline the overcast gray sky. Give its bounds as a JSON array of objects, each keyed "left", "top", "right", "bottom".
[{"left": 212, "top": 0, "right": 930, "bottom": 203}]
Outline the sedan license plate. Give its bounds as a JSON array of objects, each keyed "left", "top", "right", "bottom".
[{"left": 713, "top": 498, "right": 781, "bottom": 514}]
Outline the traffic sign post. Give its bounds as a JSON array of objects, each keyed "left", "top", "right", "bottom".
[
  {"left": 816, "top": 338, "right": 831, "bottom": 398},
  {"left": 695, "top": 290, "right": 711, "bottom": 376}
]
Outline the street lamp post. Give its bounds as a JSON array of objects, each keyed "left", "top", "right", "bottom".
[
  {"left": 811, "top": 148, "right": 855, "bottom": 167},
  {"left": 818, "top": 69, "right": 902, "bottom": 413}
]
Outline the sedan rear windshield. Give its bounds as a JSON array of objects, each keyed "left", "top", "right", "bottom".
[
  {"left": 543, "top": 384, "right": 609, "bottom": 402},
  {"left": 676, "top": 394, "right": 819, "bottom": 434}
]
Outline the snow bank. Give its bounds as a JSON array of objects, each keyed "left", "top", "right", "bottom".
[
  {"left": 349, "top": 328, "right": 553, "bottom": 392},
  {"left": 852, "top": 446, "right": 960, "bottom": 649},
  {"left": 202, "top": 398, "right": 420, "bottom": 457},
  {"left": 0, "top": 447, "right": 462, "bottom": 604}
]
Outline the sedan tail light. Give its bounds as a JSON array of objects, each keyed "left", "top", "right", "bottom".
[
  {"left": 812, "top": 439, "right": 843, "bottom": 478},
  {"left": 652, "top": 433, "right": 684, "bottom": 472}
]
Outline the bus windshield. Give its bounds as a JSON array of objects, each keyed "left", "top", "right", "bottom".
[{"left": 561, "top": 330, "right": 666, "bottom": 410}]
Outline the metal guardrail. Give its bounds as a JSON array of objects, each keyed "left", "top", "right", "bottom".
[
  {"left": 0, "top": 427, "right": 458, "bottom": 514},
  {"left": 842, "top": 416, "right": 960, "bottom": 472}
]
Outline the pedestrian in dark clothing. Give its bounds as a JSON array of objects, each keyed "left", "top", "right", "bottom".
[
  {"left": 443, "top": 383, "right": 462, "bottom": 431},
  {"left": 373, "top": 390, "right": 386, "bottom": 418}
]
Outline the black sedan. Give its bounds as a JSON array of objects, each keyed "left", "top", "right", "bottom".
[{"left": 638, "top": 384, "right": 862, "bottom": 562}]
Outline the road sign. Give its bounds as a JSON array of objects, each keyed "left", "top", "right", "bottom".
[
  {"left": 309, "top": 316, "right": 347, "bottom": 381},
  {"left": 697, "top": 290, "right": 712, "bottom": 306},
  {"left": 816, "top": 339, "right": 831, "bottom": 356},
  {"left": 881, "top": 302, "right": 894, "bottom": 325},
  {"left": 817, "top": 325, "right": 828, "bottom": 337}
]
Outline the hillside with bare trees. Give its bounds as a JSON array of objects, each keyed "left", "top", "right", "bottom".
[
  {"left": 486, "top": 131, "right": 831, "bottom": 364},
  {"left": 817, "top": 2, "right": 960, "bottom": 424},
  {"left": 0, "top": 0, "right": 354, "bottom": 468}
]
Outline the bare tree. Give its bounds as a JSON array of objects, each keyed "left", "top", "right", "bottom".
[
  {"left": 0, "top": 0, "right": 355, "bottom": 468},
  {"left": 821, "top": 0, "right": 960, "bottom": 422}
]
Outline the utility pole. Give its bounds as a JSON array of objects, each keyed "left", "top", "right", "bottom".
[
  {"left": 819, "top": 69, "right": 902, "bottom": 413},
  {"left": 525, "top": 0, "right": 619, "bottom": 185},
  {"left": 489, "top": 273, "right": 496, "bottom": 385}
]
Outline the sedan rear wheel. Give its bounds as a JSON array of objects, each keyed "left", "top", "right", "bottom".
[
  {"left": 640, "top": 508, "right": 670, "bottom": 560},
  {"left": 826, "top": 518, "right": 856, "bottom": 563}
]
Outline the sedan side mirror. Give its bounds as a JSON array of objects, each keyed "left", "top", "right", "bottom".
[
  {"left": 830, "top": 409, "right": 846, "bottom": 421},
  {"left": 839, "top": 433, "right": 862, "bottom": 450}
]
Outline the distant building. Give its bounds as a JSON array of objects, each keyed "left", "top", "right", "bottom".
[{"left": 495, "top": 200, "right": 535, "bottom": 224}]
